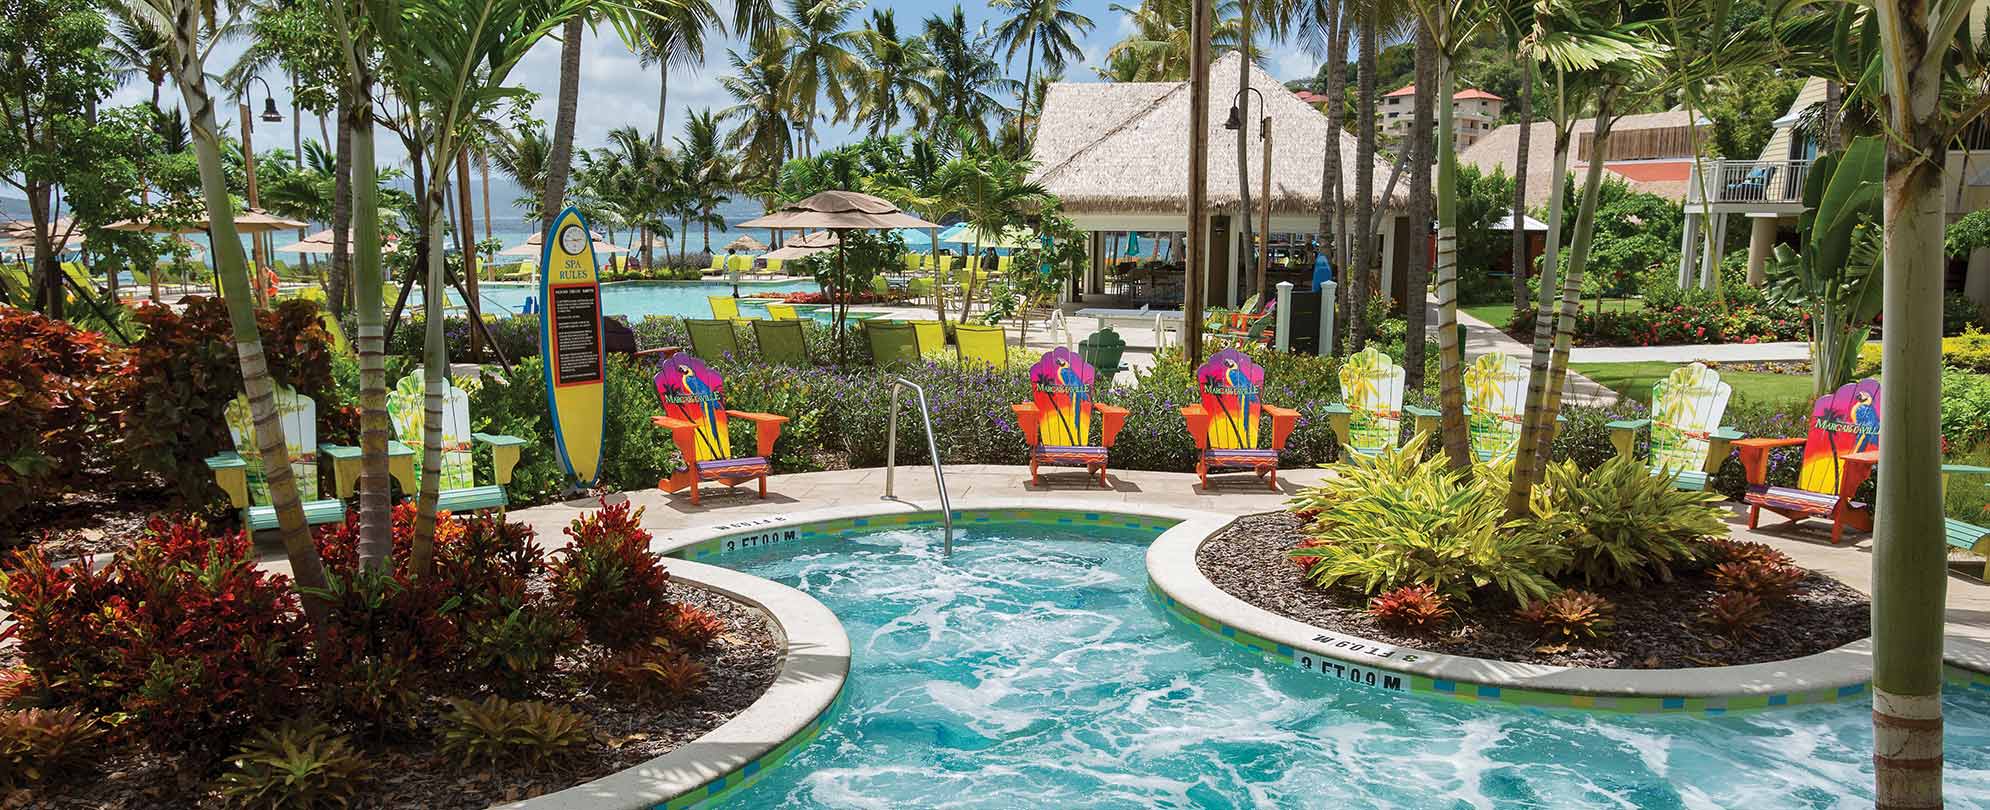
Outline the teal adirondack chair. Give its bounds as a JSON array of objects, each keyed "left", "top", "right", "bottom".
[
  {"left": 205, "top": 386, "right": 349, "bottom": 530},
  {"left": 383, "top": 371, "right": 524, "bottom": 513}
]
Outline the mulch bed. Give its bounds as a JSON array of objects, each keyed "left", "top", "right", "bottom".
[
  {"left": 1198, "top": 511, "right": 1871, "bottom": 669},
  {"left": 0, "top": 479, "right": 182, "bottom": 565},
  {"left": 20, "top": 582, "right": 783, "bottom": 810}
]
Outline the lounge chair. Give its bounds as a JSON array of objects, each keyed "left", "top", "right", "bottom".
[
  {"left": 708, "top": 296, "right": 743, "bottom": 321},
  {"left": 652, "top": 353, "right": 788, "bottom": 505},
  {"left": 1734, "top": 379, "right": 1882, "bottom": 544},
  {"left": 953, "top": 323, "right": 1008, "bottom": 370},
  {"left": 752, "top": 319, "right": 810, "bottom": 366},
  {"left": 685, "top": 318, "right": 742, "bottom": 360},
  {"left": 1180, "top": 348, "right": 1300, "bottom": 490},
  {"left": 905, "top": 320, "right": 946, "bottom": 355},
  {"left": 1012, "top": 347, "right": 1130, "bottom": 487},
  {"left": 764, "top": 258, "right": 784, "bottom": 276},
  {"left": 1606, "top": 362, "right": 1742, "bottom": 491},
  {"left": 765, "top": 303, "right": 800, "bottom": 321},
  {"left": 866, "top": 321, "right": 921, "bottom": 367},
  {"left": 1325, "top": 347, "right": 1434, "bottom": 458},
  {"left": 380, "top": 371, "right": 523, "bottom": 513},
  {"left": 205, "top": 386, "right": 351, "bottom": 531},
  {"left": 708, "top": 255, "right": 726, "bottom": 274}
]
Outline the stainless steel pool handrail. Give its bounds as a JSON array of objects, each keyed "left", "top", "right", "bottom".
[{"left": 884, "top": 377, "right": 954, "bottom": 555}]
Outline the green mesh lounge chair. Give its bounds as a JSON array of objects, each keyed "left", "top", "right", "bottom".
[
  {"left": 765, "top": 303, "right": 801, "bottom": 320},
  {"left": 686, "top": 318, "right": 742, "bottom": 360},
  {"left": 753, "top": 319, "right": 810, "bottom": 366},
  {"left": 708, "top": 296, "right": 743, "bottom": 320},
  {"left": 953, "top": 323, "right": 1007, "bottom": 370},
  {"left": 205, "top": 386, "right": 351, "bottom": 531},
  {"left": 906, "top": 320, "right": 946, "bottom": 355},
  {"left": 867, "top": 321, "right": 922, "bottom": 367}
]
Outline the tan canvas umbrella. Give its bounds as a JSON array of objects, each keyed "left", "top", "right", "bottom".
[
  {"left": 499, "top": 229, "right": 626, "bottom": 256},
  {"left": 723, "top": 234, "right": 769, "bottom": 252},
  {"left": 103, "top": 207, "right": 309, "bottom": 234},
  {"left": 738, "top": 193, "right": 937, "bottom": 362},
  {"left": 277, "top": 228, "right": 400, "bottom": 255}
]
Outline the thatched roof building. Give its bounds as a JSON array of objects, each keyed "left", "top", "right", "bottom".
[{"left": 1030, "top": 52, "right": 1405, "bottom": 215}]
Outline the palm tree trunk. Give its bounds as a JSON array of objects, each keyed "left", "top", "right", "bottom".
[
  {"left": 347, "top": 97, "right": 394, "bottom": 571},
  {"left": 1509, "top": 58, "right": 1533, "bottom": 318},
  {"left": 1314, "top": 0, "right": 1345, "bottom": 312},
  {"left": 1020, "top": 36, "right": 1038, "bottom": 135},
  {"left": 1529, "top": 87, "right": 1617, "bottom": 484},
  {"left": 1326, "top": 5, "right": 1350, "bottom": 275},
  {"left": 410, "top": 161, "right": 453, "bottom": 574},
  {"left": 167, "top": 31, "right": 328, "bottom": 619},
  {"left": 329, "top": 101, "right": 353, "bottom": 319},
  {"left": 1432, "top": 50, "right": 1470, "bottom": 471},
  {"left": 1403, "top": 30, "right": 1434, "bottom": 393},
  {"left": 1871, "top": 2, "right": 1948, "bottom": 803},
  {"left": 1348, "top": 10, "right": 1376, "bottom": 351},
  {"left": 540, "top": 17, "right": 584, "bottom": 232},
  {"left": 656, "top": 71, "right": 669, "bottom": 143},
  {"left": 1508, "top": 72, "right": 1573, "bottom": 512},
  {"left": 1235, "top": 1, "right": 1255, "bottom": 309}
]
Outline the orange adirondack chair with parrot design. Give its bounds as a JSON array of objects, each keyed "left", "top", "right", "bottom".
[
  {"left": 1180, "top": 348, "right": 1299, "bottom": 490},
  {"left": 1011, "top": 347, "right": 1129, "bottom": 486},
  {"left": 1733, "top": 378, "right": 1881, "bottom": 544},
  {"left": 652, "top": 353, "right": 788, "bottom": 505}
]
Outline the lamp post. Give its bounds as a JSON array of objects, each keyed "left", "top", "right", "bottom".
[
  {"left": 241, "top": 75, "right": 283, "bottom": 305},
  {"left": 790, "top": 120, "right": 808, "bottom": 160},
  {"left": 1224, "top": 89, "right": 1273, "bottom": 304}
]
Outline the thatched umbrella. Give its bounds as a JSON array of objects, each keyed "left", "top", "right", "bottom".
[
  {"left": 104, "top": 208, "right": 309, "bottom": 234},
  {"left": 739, "top": 191, "right": 937, "bottom": 363},
  {"left": 723, "top": 234, "right": 769, "bottom": 252}
]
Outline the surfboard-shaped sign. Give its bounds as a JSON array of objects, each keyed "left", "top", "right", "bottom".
[{"left": 538, "top": 207, "right": 606, "bottom": 486}]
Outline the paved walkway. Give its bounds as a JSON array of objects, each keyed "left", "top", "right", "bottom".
[{"left": 1444, "top": 301, "right": 1619, "bottom": 406}]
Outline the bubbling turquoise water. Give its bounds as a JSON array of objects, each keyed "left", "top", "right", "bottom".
[
  {"left": 411, "top": 279, "right": 817, "bottom": 319},
  {"left": 717, "top": 524, "right": 1990, "bottom": 809}
]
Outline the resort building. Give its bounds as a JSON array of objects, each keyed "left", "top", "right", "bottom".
[
  {"left": 1458, "top": 109, "right": 1708, "bottom": 206},
  {"left": 1030, "top": 52, "right": 1408, "bottom": 316},
  {"left": 1379, "top": 85, "right": 1504, "bottom": 147}
]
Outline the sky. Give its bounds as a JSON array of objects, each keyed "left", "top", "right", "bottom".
[{"left": 101, "top": 1, "right": 1328, "bottom": 170}]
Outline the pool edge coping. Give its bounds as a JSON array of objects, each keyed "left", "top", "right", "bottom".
[{"left": 496, "top": 559, "right": 849, "bottom": 810}]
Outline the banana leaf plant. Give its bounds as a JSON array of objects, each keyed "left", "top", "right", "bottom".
[{"left": 1764, "top": 135, "right": 1884, "bottom": 399}]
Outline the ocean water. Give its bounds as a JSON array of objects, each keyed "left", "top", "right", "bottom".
[
  {"left": 716, "top": 523, "right": 1990, "bottom": 809},
  {"left": 412, "top": 278, "right": 818, "bottom": 320}
]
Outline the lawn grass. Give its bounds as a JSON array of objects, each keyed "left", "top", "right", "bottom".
[
  {"left": 1570, "top": 360, "right": 1818, "bottom": 406},
  {"left": 1461, "top": 297, "right": 1645, "bottom": 330}
]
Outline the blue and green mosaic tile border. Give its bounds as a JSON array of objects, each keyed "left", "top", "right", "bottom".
[
  {"left": 1147, "top": 580, "right": 1874, "bottom": 716},
  {"left": 668, "top": 509, "right": 1182, "bottom": 561},
  {"left": 656, "top": 683, "right": 849, "bottom": 809},
  {"left": 1945, "top": 664, "right": 1990, "bottom": 694}
]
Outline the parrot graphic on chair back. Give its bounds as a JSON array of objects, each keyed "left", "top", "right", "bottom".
[
  {"left": 1030, "top": 347, "right": 1095, "bottom": 447},
  {"left": 655, "top": 354, "right": 733, "bottom": 462},
  {"left": 1198, "top": 348, "right": 1264, "bottom": 450},
  {"left": 1797, "top": 379, "right": 1882, "bottom": 495}
]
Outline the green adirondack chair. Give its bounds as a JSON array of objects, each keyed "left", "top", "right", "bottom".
[
  {"left": 866, "top": 321, "right": 921, "bottom": 367},
  {"left": 1607, "top": 362, "right": 1742, "bottom": 491},
  {"left": 752, "top": 319, "right": 811, "bottom": 366},
  {"left": 685, "top": 318, "right": 742, "bottom": 360},
  {"left": 1078, "top": 327, "right": 1129, "bottom": 389},
  {"left": 1462, "top": 353, "right": 1535, "bottom": 461},
  {"left": 384, "top": 371, "right": 524, "bottom": 513},
  {"left": 205, "top": 386, "right": 350, "bottom": 530}
]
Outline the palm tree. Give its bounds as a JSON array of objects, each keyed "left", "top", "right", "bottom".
[
  {"left": 992, "top": 0, "right": 1094, "bottom": 135},
  {"left": 121, "top": 0, "right": 331, "bottom": 616},
  {"left": 851, "top": 9, "right": 938, "bottom": 137},
  {"left": 718, "top": 35, "right": 797, "bottom": 184},
  {"left": 104, "top": 15, "right": 171, "bottom": 113},
  {"left": 779, "top": 0, "right": 862, "bottom": 155},
  {"left": 1102, "top": 0, "right": 1246, "bottom": 82},
  {"left": 1346, "top": 1, "right": 1376, "bottom": 352},
  {"left": 676, "top": 108, "right": 733, "bottom": 252},
  {"left": 936, "top": 151, "right": 1051, "bottom": 321},
  {"left": 490, "top": 125, "right": 553, "bottom": 223},
  {"left": 636, "top": 0, "right": 723, "bottom": 143},
  {"left": 596, "top": 126, "right": 673, "bottom": 268},
  {"left": 923, "top": 6, "right": 1021, "bottom": 144}
]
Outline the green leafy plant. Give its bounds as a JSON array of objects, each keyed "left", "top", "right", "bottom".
[
  {"left": 1711, "top": 559, "right": 1805, "bottom": 604},
  {"left": 0, "top": 707, "right": 104, "bottom": 788},
  {"left": 1701, "top": 591, "right": 1768, "bottom": 638},
  {"left": 1289, "top": 435, "right": 1573, "bottom": 603},
  {"left": 215, "top": 722, "right": 371, "bottom": 809},
  {"left": 460, "top": 588, "right": 577, "bottom": 697},
  {"left": 440, "top": 697, "right": 594, "bottom": 768},
  {"left": 1536, "top": 456, "right": 1728, "bottom": 586},
  {"left": 1366, "top": 585, "right": 1454, "bottom": 634},
  {"left": 1514, "top": 590, "right": 1616, "bottom": 644},
  {"left": 594, "top": 639, "right": 709, "bottom": 704},
  {"left": 550, "top": 499, "right": 673, "bottom": 651},
  {"left": 1763, "top": 136, "right": 1885, "bottom": 398}
]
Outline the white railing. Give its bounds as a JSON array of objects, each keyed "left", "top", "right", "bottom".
[{"left": 1688, "top": 159, "right": 1813, "bottom": 205}]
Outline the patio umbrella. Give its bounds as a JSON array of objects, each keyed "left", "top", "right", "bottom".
[
  {"left": 277, "top": 228, "right": 401, "bottom": 255},
  {"left": 499, "top": 229, "right": 627, "bottom": 256},
  {"left": 938, "top": 223, "right": 1034, "bottom": 250},
  {"left": 723, "top": 234, "right": 769, "bottom": 252},
  {"left": 103, "top": 207, "right": 309, "bottom": 234},
  {"left": 737, "top": 191, "right": 938, "bottom": 362},
  {"left": 762, "top": 231, "right": 841, "bottom": 261}
]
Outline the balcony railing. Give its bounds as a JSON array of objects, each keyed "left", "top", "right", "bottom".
[{"left": 1687, "top": 159, "right": 1813, "bottom": 206}]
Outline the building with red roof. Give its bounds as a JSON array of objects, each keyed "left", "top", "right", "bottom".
[{"left": 1378, "top": 85, "right": 1505, "bottom": 146}]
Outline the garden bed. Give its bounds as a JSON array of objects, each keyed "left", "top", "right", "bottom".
[
  {"left": 20, "top": 580, "right": 781, "bottom": 810},
  {"left": 1199, "top": 511, "right": 1870, "bottom": 670}
]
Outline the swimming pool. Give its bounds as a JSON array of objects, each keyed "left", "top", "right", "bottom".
[
  {"left": 708, "top": 518, "right": 1990, "bottom": 809},
  {"left": 417, "top": 278, "right": 817, "bottom": 320}
]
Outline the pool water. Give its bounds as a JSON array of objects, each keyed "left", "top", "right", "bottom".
[
  {"left": 717, "top": 523, "right": 1990, "bottom": 809},
  {"left": 413, "top": 278, "right": 817, "bottom": 320}
]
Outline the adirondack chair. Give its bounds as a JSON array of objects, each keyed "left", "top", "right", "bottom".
[
  {"left": 1078, "top": 327, "right": 1129, "bottom": 389},
  {"left": 384, "top": 371, "right": 524, "bottom": 513},
  {"left": 652, "top": 353, "right": 788, "bottom": 505},
  {"left": 1606, "top": 362, "right": 1742, "bottom": 491},
  {"left": 1734, "top": 379, "right": 1882, "bottom": 544},
  {"left": 1011, "top": 347, "right": 1130, "bottom": 487},
  {"left": 866, "top": 321, "right": 921, "bottom": 367},
  {"left": 685, "top": 318, "right": 742, "bottom": 359},
  {"left": 1462, "top": 353, "right": 1531, "bottom": 460},
  {"left": 1180, "top": 348, "right": 1300, "bottom": 490},
  {"left": 1325, "top": 347, "right": 1435, "bottom": 457},
  {"left": 752, "top": 319, "right": 810, "bottom": 365},
  {"left": 205, "top": 386, "right": 349, "bottom": 531},
  {"left": 954, "top": 323, "right": 1008, "bottom": 370},
  {"left": 1941, "top": 464, "right": 1990, "bottom": 580}
]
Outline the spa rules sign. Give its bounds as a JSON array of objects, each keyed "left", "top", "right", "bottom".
[{"left": 538, "top": 206, "right": 605, "bottom": 486}]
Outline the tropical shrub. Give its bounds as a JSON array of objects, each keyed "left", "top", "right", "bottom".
[
  {"left": 1514, "top": 590, "right": 1616, "bottom": 643},
  {"left": 1711, "top": 559, "right": 1804, "bottom": 604},
  {"left": 1536, "top": 456, "right": 1727, "bottom": 587},
  {"left": 1366, "top": 584, "right": 1453, "bottom": 634},
  {"left": 1701, "top": 591, "right": 1767, "bottom": 638},
  {"left": 460, "top": 587, "right": 576, "bottom": 697},
  {"left": 594, "top": 639, "right": 709, "bottom": 704},
  {"left": 0, "top": 548, "right": 125, "bottom": 710},
  {"left": 470, "top": 355, "right": 678, "bottom": 504},
  {"left": 440, "top": 697, "right": 593, "bottom": 768},
  {"left": 385, "top": 313, "right": 542, "bottom": 363},
  {"left": 1509, "top": 301, "right": 1809, "bottom": 347},
  {"left": 661, "top": 603, "right": 725, "bottom": 651},
  {"left": 0, "top": 707, "right": 103, "bottom": 787},
  {"left": 550, "top": 500, "right": 673, "bottom": 651},
  {"left": 1702, "top": 538, "right": 1793, "bottom": 568},
  {"left": 1288, "top": 436, "right": 1573, "bottom": 603},
  {"left": 0, "top": 310, "right": 124, "bottom": 529},
  {"left": 215, "top": 722, "right": 371, "bottom": 809}
]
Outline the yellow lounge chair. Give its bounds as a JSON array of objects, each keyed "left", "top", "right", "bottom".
[
  {"left": 763, "top": 258, "right": 784, "bottom": 275},
  {"left": 906, "top": 320, "right": 946, "bottom": 354},
  {"left": 954, "top": 323, "right": 1007, "bottom": 370},
  {"left": 766, "top": 303, "right": 800, "bottom": 320},
  {"left": 709, "top": 296, "right": 743, "bottom": 320}
]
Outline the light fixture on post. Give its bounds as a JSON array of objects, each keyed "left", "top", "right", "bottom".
[
  {"left": 1226, "top": 87, "right": 1274, "bottom": 303},
  {"left": 241, "top": 74, "right": 283, "bottom": 305}
]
